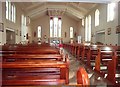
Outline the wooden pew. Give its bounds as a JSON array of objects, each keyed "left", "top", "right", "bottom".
[
  {"left": 0, "top": 46, "right": 60, "bottom": 55},
  {"left": 2, "top": 55, "right": 69, "bottom": 86},
  {"left": 87, "top": 45, "right": 104, "bottom": 68},
  {"left": 77, "top": 44, "right": 84, "bottom": 60},
  {"left": 106, "top": 46, "right": 120, "bottom": 86},
  {"left": 81, "top": 45, "right": 90, "bottom": 62},
  {"left": 1, "top": 43, "right": 57, "bottom": 50},
  {"left": 106, "top": 51, "right": 116, "bottom": 85},
  {"left": 64, "top": 43, "right": 120, "bottom": 86},
  {"left": 100, "top": 46, "right": 114, "bottom": 72},
  {"left": 87, "top": 45, "right": 98, "bottom": 67},
  {"left": 1, "top": 44, "right": 70, "bottom": 86},
  {"left": 113, "top": 46, "right": 120, "bottom": 70},
  {"left": 94, "top": 46, "right": 114, "bottom": 76},
  {"left": 2, "top": 54, "right": 63, "bottom": 62},
  {"left": 77, "top": 67, "right": 90, "bottom": 86}
]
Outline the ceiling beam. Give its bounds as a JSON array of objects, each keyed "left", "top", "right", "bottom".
[
  {"left": 25, "top": 3, "right": 44, "bottom": 11},
  {"left": 26, "top": 4, "right": 85, "bottom": 20}
]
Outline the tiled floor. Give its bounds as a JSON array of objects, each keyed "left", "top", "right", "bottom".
[{"left": 63, "top": 49, "right": 113, "bottom": 86}]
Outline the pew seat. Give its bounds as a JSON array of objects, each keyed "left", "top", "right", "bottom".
[
  {"left": 2, "top": 54, "right": 63, "bottom": 61},
  {"left": 2, "top": 59, "right": 69, "bottom": 86},
  {"left": 3, "top": 79, "right": 65, "bottom": 86}
]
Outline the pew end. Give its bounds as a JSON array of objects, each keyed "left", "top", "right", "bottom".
[{"left": 77, "top": 67, "right": 90, "bottom": 86}]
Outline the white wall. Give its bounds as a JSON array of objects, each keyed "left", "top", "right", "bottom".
[
  {"left": 62, "top": 15, "right": 79, "bottom": 43},
  {"left": 0, "top": 2, "right": 32, "bottom": 44},
  {"left": 1, "top": 2, "right": 119, "bottom": 45},
  {"left": 118, "top": 1, "right": 120, "bottom": 45},
  {"left": 96, "top": 33, "right": 105, "bottom": 44},
  {"left": 81, "top": 3, "right": 119, "bottom": 45},
  {"left": 31, "top": 15, "right": 50, "bottom": 43},
  {"left": 77, "top": 20, "right": 85, "bottom": 43},
  {"left": 31, "top": 14, "right": 79, "bottom": 43},
  {"left": 1, "top": 2, "right": 81, "bottom": 44},
  {"left": 0, "top": 1, "right": 3, "bottom": 45}
]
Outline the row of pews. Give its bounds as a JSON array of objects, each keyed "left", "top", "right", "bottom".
[
  {"left": 1, "top": 43, "right": 90, "bottom": 86},
  {"left": 63, "top": 43, "right": 120, "bottom": 86}
]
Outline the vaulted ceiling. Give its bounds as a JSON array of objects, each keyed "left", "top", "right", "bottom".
[{"left": 15, "top": 0, "right": 118, "bottom": 21}]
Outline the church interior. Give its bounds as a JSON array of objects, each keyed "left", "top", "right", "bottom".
[{"left": 0, "top": 0, "right": 120, "bottom": 86}]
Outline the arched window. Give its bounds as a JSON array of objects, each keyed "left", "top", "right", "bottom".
[
  {"left": 11, "top": 4, "right": 14, "bottom": 22},
  {"left": 50, "top": 17, "right": 62, "bottom": 38},
  {"left": 53, "top": 17, "right": 58, "bottom": 37},
  {"left": 85, "top": 17, "right": 88, "bottom": 41},
  {"left": 8, "top": 1, "right": 11, "bottom": 20},
  {"left": 21, "top": 14, "right": 27, "bottom": 42},
  {"left": 6, "top": 0, "right": 16, "bottom": 23},
  {"left": 13, "top": 5, "right": 16, "bottom": 23},
  {"left": 70, "top": 27, "right": 73, "bottom": 38},
  {"left": 38, "top": 26, "right": 41, "bottom": 38},
  {"left": 6, "top": 0, "right": 9, "bottom": 19},
  {"left": 50, "top": 18, "right": 53, "bottom": 37},
  {"left": 82, "top": 19, "right": 84, "bottom": 26},
  {"left": 95, "top": 9, "right": 100, "bottom": 26},
  {"left": 85, "top": 15, "right": 91, "bottom": 42},
  {"left": 88, "top": 15, "right": 91, "bottom": 41},
  {"left": 107, "top": 3, "right": 116, "bottom": 22},
  {"left": 58, "top": 18, "right": 62, "bottom": 37}
]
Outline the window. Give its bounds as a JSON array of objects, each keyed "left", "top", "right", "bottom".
[
  {"left": 85, "top": 17, "right": 88, "bottom": 41},
  {"left": 50, "top": 19, "right": 53, "bottom": 37},
  {"left": 58, "top": 19, "right": 62, "bottom": 37},
  {"left": 13, "top": 5, "right": 16, "bottom": 23},
  {"left": 21, "top": 14, "right": 28, "bottom": 42},
  {"left": 85, "top": 15, "right": 91, "bottom": 42},
  {"left": 8, "top": 1, "right": 11, "bottom": 20},
  {"left": 88, "top": 15, "right": 91, "bottom": 41},
  {"left": 70, "top": 27, "right": 73, "bottom": 38},
  {"left": 54, "top": 17, "right": 58, "bottom": 37},
  {"left": 50, "top": 17, "right": 62, "bottom": 38},
  {"left": 38, "top": 26, "right": 41, "bottom": 38},
  {"left": 6, "top": 0, "right": 16, "bottom": 23},
  {"left": 11, "top": 5, "right": 14, "bottom": 22},
  {"left": 95, "top": 9, "right": 100, "bottom": 26},
  {"left": 107, "top": 3, "right": 116, "bottom": 22},
  {"left": 6, "top": 0, "right": 9, "bottom": 19},
  {"left": 82, "top": 19, "right": 84, "bottom": 26}
]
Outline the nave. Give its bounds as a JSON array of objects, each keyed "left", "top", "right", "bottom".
[
  {"left": 0, "top": 0, "right": 120, "bottom": 86},
  {"left": 1, "top": 42, "right": 120, "bottom": 86}
]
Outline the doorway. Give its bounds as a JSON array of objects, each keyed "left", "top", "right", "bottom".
[
  {"left": 6, "top": 29, "right": 15, "bottom": 44},
  {"left": 96, "top": 30, "right": 105, "bottom": 44}
]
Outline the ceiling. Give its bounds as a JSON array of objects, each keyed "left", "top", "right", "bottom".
[{"left": 14, "top": 0, "right": 118, "bottom": 21}]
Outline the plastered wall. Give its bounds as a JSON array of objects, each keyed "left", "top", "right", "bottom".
[
  {"left": 31, "top": 14, "right": 79, "bottom": 43},
  {"left": 80, "top": 3, "right": 119, "bottom": 45},
  {"left": 0, "top": 2, "right": 32, "bottom": 44},
  {"left": 1, "top": 2, "right": 120, "bottom": 45}
]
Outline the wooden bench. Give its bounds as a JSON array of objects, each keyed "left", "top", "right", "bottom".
[
  {"left": 77, "top": 44, "right": 84, "bottom": 60},
  {"left": 1, "top": 44, "right": 70, "bottom": 86},
  {"left": 2, "top": 54, "right": 63, "bottom": 62},
  {"left": 81, "top": 45, "right": 90, "bottom": 62},
  {"left": 94, "top": 46, "right": 114, "bottom": 76},
  {"left": 87, "top": 45, "right": 104, "bottom": 68},
  {"left": 77, "top": 67, "right": 90, "bottom": 85},
  {"left": 1, "top": 46, "right": 60, "bottom": 55},
  {"left": 2, "top": 55, "right": 69, "bottom": 86},
  {"left": 106, "top": 46, "right": 120, "bottom": 86}
]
